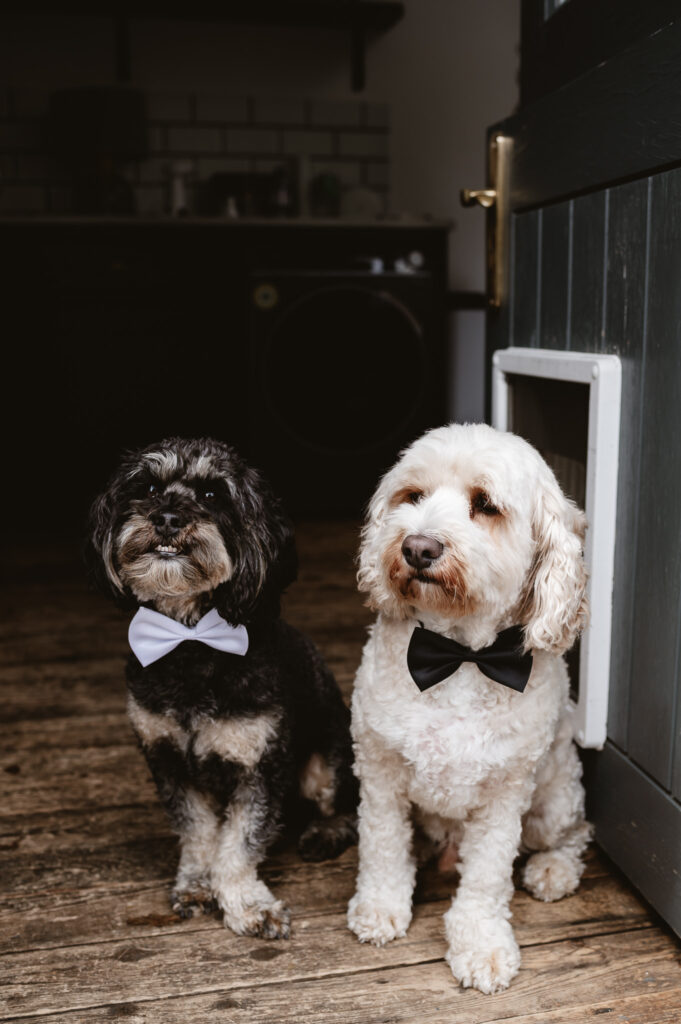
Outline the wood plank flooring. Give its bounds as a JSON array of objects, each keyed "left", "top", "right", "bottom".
[{"left": 2, "top": 523, "right": 680, "bottom": 1023}]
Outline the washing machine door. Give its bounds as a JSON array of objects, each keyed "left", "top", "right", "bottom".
[{"left": 251, "top": 272, "right": 440, "bottom": 515}]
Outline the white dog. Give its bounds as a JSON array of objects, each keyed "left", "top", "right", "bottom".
[{"left": 347, "top": 423, "right": 591, "bottom": 994}]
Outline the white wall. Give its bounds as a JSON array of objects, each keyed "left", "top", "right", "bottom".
[
  {"left": 367, "top": 0, "right": 520, "bottom": 422},
  {"left": 369, "top": 0, "right": 519, "bottom": 290}
]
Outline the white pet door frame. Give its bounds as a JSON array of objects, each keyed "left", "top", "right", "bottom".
[{"left": 492, "top": 348, "right": 621, "bottom": 749}]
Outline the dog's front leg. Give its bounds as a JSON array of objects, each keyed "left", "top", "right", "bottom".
[
  {"left": 211, "top": 781, "right": 290, "bottom": 940},
  {"left": 172, "top": 788, "right": 221, "bottom": 917},
  {"left": 444, "top": 782, "right": 533, "bottom": 994},
  {"left": 347, "top": 739, "right": 414, "bottom": 946},
  {"left": 133, "top": 729, "right": 219, "bottom": 918}
]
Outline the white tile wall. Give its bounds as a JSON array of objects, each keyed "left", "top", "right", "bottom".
[{"left": 0, "top": 89, "right": 390, "bottom": 215}]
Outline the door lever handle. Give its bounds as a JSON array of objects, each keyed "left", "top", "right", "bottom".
[
  {"left": 459, "top": 135, "right": 512, "bottom": 309},
  {"left": 460, "top": 188, "right": 497, "bottom": 209}
]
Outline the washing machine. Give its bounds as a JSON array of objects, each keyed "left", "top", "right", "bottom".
[{"left": 249, "top": 268, "right": 446, "bottom": 516}]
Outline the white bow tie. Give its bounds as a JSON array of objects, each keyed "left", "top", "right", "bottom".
[{"left": 128, "top": 607, "right": 249, "bottom": 667}]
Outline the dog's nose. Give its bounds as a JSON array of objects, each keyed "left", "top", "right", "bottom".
[
  {"left": 402, "top": 534, "right": 444, "bottom": 570},
  {"left": 151, "top": 510, "right": 183, "bottom": 537}
]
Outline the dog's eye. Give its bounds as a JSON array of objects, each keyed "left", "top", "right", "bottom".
[
  {"left": 406, "top": 491, "right": 424, "bottom": 505},
  {"left": 190, "top": 478, "right": 221, "bottom": 503},
  {"left": 148, "top": 483, "right": 158, "bottom": 497},
  {"left": 471, "top": 490, "right": 501, "bottom": 517}
]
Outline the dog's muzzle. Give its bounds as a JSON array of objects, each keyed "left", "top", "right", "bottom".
[
  {"left": 401, "top": 534, "right": 444, "bottom": 571},
  {"left": 151, "top": 509, "right": 184, "bottom": 538}
]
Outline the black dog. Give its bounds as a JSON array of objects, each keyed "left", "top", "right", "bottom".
[{"left": 87, "top": 437, "right": 356, "bottom": 939}]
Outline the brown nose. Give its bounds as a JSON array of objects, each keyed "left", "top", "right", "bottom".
[{"left": 402, "top": 534, "right": 444, "bottom": 571}]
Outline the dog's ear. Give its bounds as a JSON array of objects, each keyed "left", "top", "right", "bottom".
[
  {"left": 84, "top": 476, "right": 131, "bottom": 605},
  {"left": 357, "top": 475, "right": 391, "bottom": 611},
  {"left": 521, "top": 469, "right": 588, "bottom": 655},
  {"left": 213, "top": 465, "right": 297, "bottom": 626}
]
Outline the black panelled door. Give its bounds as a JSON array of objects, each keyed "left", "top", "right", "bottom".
[{"left": 486, "top": 2, "right": 681, "bottom": 934}]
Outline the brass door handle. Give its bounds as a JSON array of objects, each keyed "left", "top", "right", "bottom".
[
  {"left": 459, "top": 135, "right": 512, "bottom": 309},
  {"left": 460, "top": 188, "right": 497, "bottom": 209}
]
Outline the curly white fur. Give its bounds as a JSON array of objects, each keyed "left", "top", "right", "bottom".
[{"left": 348, "top": 423, "right": 591, "bottom": 994}]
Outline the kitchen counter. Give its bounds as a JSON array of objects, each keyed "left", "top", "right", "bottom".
[{"left": 0, "top": 215, "right": 452, "bottom": 230}]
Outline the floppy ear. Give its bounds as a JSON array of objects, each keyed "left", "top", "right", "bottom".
[
  {"left": 83, "top": 476, "right": 134, "bottom": 607},
  {"left": 356, "top": 473, "right": 392, "bottom": 610},
  {"left": 213, "top": 465, "right": 297, "bottom": 626},
  {"left": 521, "top": 471, "right": 588, "bottom": 655}
]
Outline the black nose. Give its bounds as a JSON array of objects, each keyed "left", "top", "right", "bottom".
[
  {"left": 150, "top": 510, "right": 183, "bottom": 537},
  {"left": 402, "top": 533, "right": 444, "bottom": 571}
]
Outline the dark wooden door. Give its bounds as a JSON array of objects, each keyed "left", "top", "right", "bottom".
[{"left": 487, "top": 3, "right": 681, "bottom": 934}]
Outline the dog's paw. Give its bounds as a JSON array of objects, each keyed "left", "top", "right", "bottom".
[
  {"left": 446, "top": 942, "right": 520, "bottom": 995},
  {"left": 222, "top": 896, "right": 291, "bottom": 940},
  {"left": 170, "top": 886, "right": 218, "bottom": 919},
  {"left": 445, "top": 912, "right": 520, "bottom": 994},
  {"left": 298, "top": 814, "right": 357, "bottom": 862},
  {"left": 347, "top": 894, "right": 412, "bottom": 946},
  {"left": 523, "top": 848, "right": 582, "bottom": 902}
]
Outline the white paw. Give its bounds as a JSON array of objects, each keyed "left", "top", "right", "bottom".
[
  {"left": 222, "top": 897, "right": 291, "bottom": 940},
  {"left": 217, "top": 880, "right": 291, "bottom": 940},
  {"left": 523, "top": 849, "right": 581, "bottom": 902},
  {"left": 444, "top": 912, "right": 520, "bottom": 994},
  {"left": 347, "top": 893, "right": 412, "bottom": 946}
]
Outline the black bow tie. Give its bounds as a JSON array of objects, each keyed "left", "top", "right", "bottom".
[{"left": 407, "top": 624, "right": 533, "bottom": 694}]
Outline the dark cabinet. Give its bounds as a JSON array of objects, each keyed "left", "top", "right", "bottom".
[{"left": 1, "top": 218, "right": 448, "bottom": 532}]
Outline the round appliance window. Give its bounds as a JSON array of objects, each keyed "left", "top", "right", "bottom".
[{"left": 263, "top": 285, "right": 427, "bottom": 453}]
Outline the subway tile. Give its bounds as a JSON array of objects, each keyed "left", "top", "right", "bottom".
[
  {"left": 138, "top": 157, "right": 170, "bottom": 184},
  {"left": 147, "top": 92, "right": 192, "bottom": 121},
  {"left": 282, "top": 130, "right": 333, "bottom": 156},
  {"left": 196, "top": 156, "right": 251, "bottom": 178},
  {"left": 226, "top": 129, "right": 279, "bottom": 154},
  {"left": 195, "top": 94, "right": 249, "bottom": 123},
  {"left": 338, "top": 131, "right": 388, "bottom": 158},
  {"left": 167, "top": 126, "right": 222, "bottom": 153},
  {"left": 253, "top": 96, "right": 304, "bottom": 125},
  {"left": 251, "top": 157, "right": 284, "bottom": 174},
  {"left": 310, "top": 99, "right": 361, "bottom": 127},
  {"left": 0, "top": 90, "right": 391, "bottom": 213},
  {"left": 139, "top": 157, "right": 201, "bottom": 183},
  {"left": 309, "top": 159, "right": 361, "bottom": 187}
]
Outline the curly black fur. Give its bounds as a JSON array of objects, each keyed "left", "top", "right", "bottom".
[
  {"left": 87, "top": 437, "right": 357, "bottom": 937},
  {"left": 86, "top": 436, "right": 297, "bottom": 627}
]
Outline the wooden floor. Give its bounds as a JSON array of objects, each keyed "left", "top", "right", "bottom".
[{"left": 2, "top": 523, "right": 681, "bottom": 1023}]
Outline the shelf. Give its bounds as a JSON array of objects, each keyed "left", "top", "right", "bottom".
[
  {"left": 19, "top": 1, "right": 403, "bottom": 28},
  {"left": 18, "top": 1, "right": 405, "bottom": 90}
]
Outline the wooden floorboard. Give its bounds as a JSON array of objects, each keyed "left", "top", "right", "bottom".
[{"left": 2, "top": 523, "right": 680, "bottom": 1023}]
